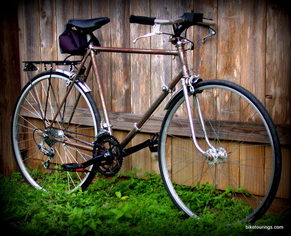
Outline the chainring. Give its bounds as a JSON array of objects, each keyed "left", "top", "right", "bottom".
[{"left": 93, "top": 133, "right": 123, "bottom": 177}]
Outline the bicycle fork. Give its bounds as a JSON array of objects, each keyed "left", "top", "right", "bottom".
[
  {"left": 181, "top": 78, "right": 228, "bottom": 164},
  {"left": 177, "top": 40, "right": 227, "bottom": 164},
  {"left": 181, "top": 78, "right": 208, "bottom": 154}
]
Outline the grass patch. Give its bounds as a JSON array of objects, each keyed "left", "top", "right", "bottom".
[{"left": 0, "top": 171, "right": 286, "bottom": 235}]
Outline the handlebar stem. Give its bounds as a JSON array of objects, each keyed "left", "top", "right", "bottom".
[{"left": 176, "top": 39, "right": 191, "bottom": 78}]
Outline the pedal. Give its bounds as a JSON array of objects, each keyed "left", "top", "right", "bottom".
[
  {"left": 61, "top": 163, "right": 86, "bottom": 172},
  {"left": 149, "top": 144, "right": 158, "bottom": 152},
  {"left": 148, "top": 134, "right": 159, "bottom": 152}
]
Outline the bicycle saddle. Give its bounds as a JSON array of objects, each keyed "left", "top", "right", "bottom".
[{"left": 68, "top": 17, "right": 110, "bottom": 32}]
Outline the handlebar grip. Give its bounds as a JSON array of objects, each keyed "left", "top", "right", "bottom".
[
  {"left": 180, "top": 13, "right": 215, "bottom": 27},
  {"left": 129, "top": 15, "right": 156, "bottom": 25},
  {"left": 201, "top": 18, "right": 215, "bottom": 26},
  {"left": 181, "top": 13, "right": 203, "bottom": 24}
]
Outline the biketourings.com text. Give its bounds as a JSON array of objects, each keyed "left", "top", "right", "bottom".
[{"left": 245, "top": 225, "right": 284, "bottom": 230}]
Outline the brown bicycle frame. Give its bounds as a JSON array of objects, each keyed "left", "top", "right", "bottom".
[{"left": 49, "top": 41, "right": 190, "bottom": 151}]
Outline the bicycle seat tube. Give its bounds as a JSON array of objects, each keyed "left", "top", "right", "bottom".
[{"left": 90, "top": 45, "right": 112, "bottom": 134}]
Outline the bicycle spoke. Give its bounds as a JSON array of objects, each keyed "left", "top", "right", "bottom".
[
  {"left": 12, "top": 72, "right": 99, "bottom": 192},
  {"left": 159, "top": 80, "right": 280, "bottom": 223},
  {"left": 17, "top": 114, "right": 41, "bottom": 130},
  {"left": 23, "top": 98, "right": 43, "bottom": 120}
]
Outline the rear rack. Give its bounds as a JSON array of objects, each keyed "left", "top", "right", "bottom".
[{"left": 23, "top": 60, "right": 81, "bottom": 71}]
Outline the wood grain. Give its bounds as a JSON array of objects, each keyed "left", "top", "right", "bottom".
[
  {"left": 129, "top": 0, "right": 151, "bottom": 176},
  {"left": 266, "top": 0, "right": 291, "bottom": 125},
  {"left": 0, "top": 2, "right": 21, "bottom": 175}
]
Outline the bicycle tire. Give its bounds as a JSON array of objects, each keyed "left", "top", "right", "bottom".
[
  {"left": 11, "top": 71, "right": 100, "bottom": 191},
  {"left": 158, "top": 79, "right": 281, "bottom": 223}
]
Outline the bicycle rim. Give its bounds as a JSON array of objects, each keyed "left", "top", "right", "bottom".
[
  {"left": 11, "top": 71, "right": 100, "bottom": 192},
  {"left": 159, "top": 80, "right": 281, "bottom": 223}
]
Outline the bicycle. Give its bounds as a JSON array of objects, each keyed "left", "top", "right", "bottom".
[{"left": 11, "top": 13, "right": 281, "bottom": 223}]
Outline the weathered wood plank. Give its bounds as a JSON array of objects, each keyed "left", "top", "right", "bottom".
[
  {"left": 109, "top": 0, "right": 131, "bottom": 113},
  {"left": 216, "top": 141, "right": 240, "bottom": 190},
  {"left": 193, "top": 0, "right": 218, "bottom": 121},
  {"left": 217, "top": 0, "right": 242, "bottom": 84},
  {"left": 239, "top": 0, "right": 266, "bottom": 105},
  {"left": 113, "top": 130, "right": 132, "bottom": 173},
  {"left": 109, "top": 112, "right": 291, "bottom": 146},
  {"left": 275, "top": 147, "right": 291, "bottom": 199},
  {"left": 130, "top": 0, "right": 151, "bottom": 114},
  {"left": 129, "top": 0, "right": 151, "bottom": 175},
  {"left": 73, "top": 0, "right": 93, "bottom": 91},
  {"left": 171, "top": 136, "right": 194, "bottom": 186},
  {"left": 150, "top": 0, "right": 173, "bottom": 116},
  {"left": 240, "top": 143, "right": 265, "bottom": 196},
  {"left": 193, "top": 0, "right": 217, "bottom": 79},
  {"left": 20, "top": 104, "right": 291, "bottom": 145},
  {"left": 17, "top": 0, "right": 27, "bottom": 88},
  {"left": 217, "top": 0, "right": 242, "bottom": 124},
  {"left": 40, "top": 0, "right": 57, "bottom": 61},
  {"left": 0, "top": 2, "right": 21, "bottom": 175},
  {"left": 266, "top": 1, "right": 291, "bottom": 125},
  {"left": 56, "top": 0, "right": 74, "bottom": 61},
  {"left": 92, "top": 0, "right": 112, "bottom": 111},
  {"left": 18, "top": 0, "right": 41, "bottom": 87}
]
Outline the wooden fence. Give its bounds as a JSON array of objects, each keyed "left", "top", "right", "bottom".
[
  {"left": 0, "top": 2, "right": 21, "bottom": 177},
  {"left": 1, "top": 0, "right": 290, "bottom": 207}
]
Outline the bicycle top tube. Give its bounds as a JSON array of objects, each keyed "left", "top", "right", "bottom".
[{"left": 90, "top": 45, "right": 179, "bottom": 56}]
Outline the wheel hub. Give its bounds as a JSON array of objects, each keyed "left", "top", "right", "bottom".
[
  {"left": 204, "top": 147, "right": 228, "bottom": 165},
  {"left": 43, "top": 128, "right": 65, "bottom": 147}
]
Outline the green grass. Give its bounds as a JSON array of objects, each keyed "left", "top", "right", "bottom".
[{"left": 0, "top": 171, "right": 286, "bottom": 236}]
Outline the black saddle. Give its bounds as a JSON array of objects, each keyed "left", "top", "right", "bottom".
[{"left": 68, "top": 17, "right": 110, "bottom": 32}]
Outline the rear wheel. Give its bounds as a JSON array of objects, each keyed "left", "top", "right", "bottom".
[
  {"left": 11, "top": 71, "right": 100, "bottom": 191},
  {"left": 159, "top": 80, "right": 281, "bottom": 223}
]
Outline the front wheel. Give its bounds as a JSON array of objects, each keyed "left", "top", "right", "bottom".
[{"left": 158, "top": 80, "right": 281, "bottom": 223}]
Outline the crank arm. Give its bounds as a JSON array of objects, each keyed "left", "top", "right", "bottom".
[{"left": 61, "top": 152, "right": 104, "bottom": 172}]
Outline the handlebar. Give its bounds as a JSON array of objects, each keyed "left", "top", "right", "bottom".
[
  {"left": 129, "top": 15, "right": 156, "bottom": 25},
  {"left": 129, "top": 13, "right": 215, "bottom": 27}
]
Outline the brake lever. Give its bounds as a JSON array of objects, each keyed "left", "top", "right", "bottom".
[
  {"left": 133, "top": 24, "right": 162, "bottom": 44},
  {"left": 201, "top": 27, "right": 216, "bottom": 44}
]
